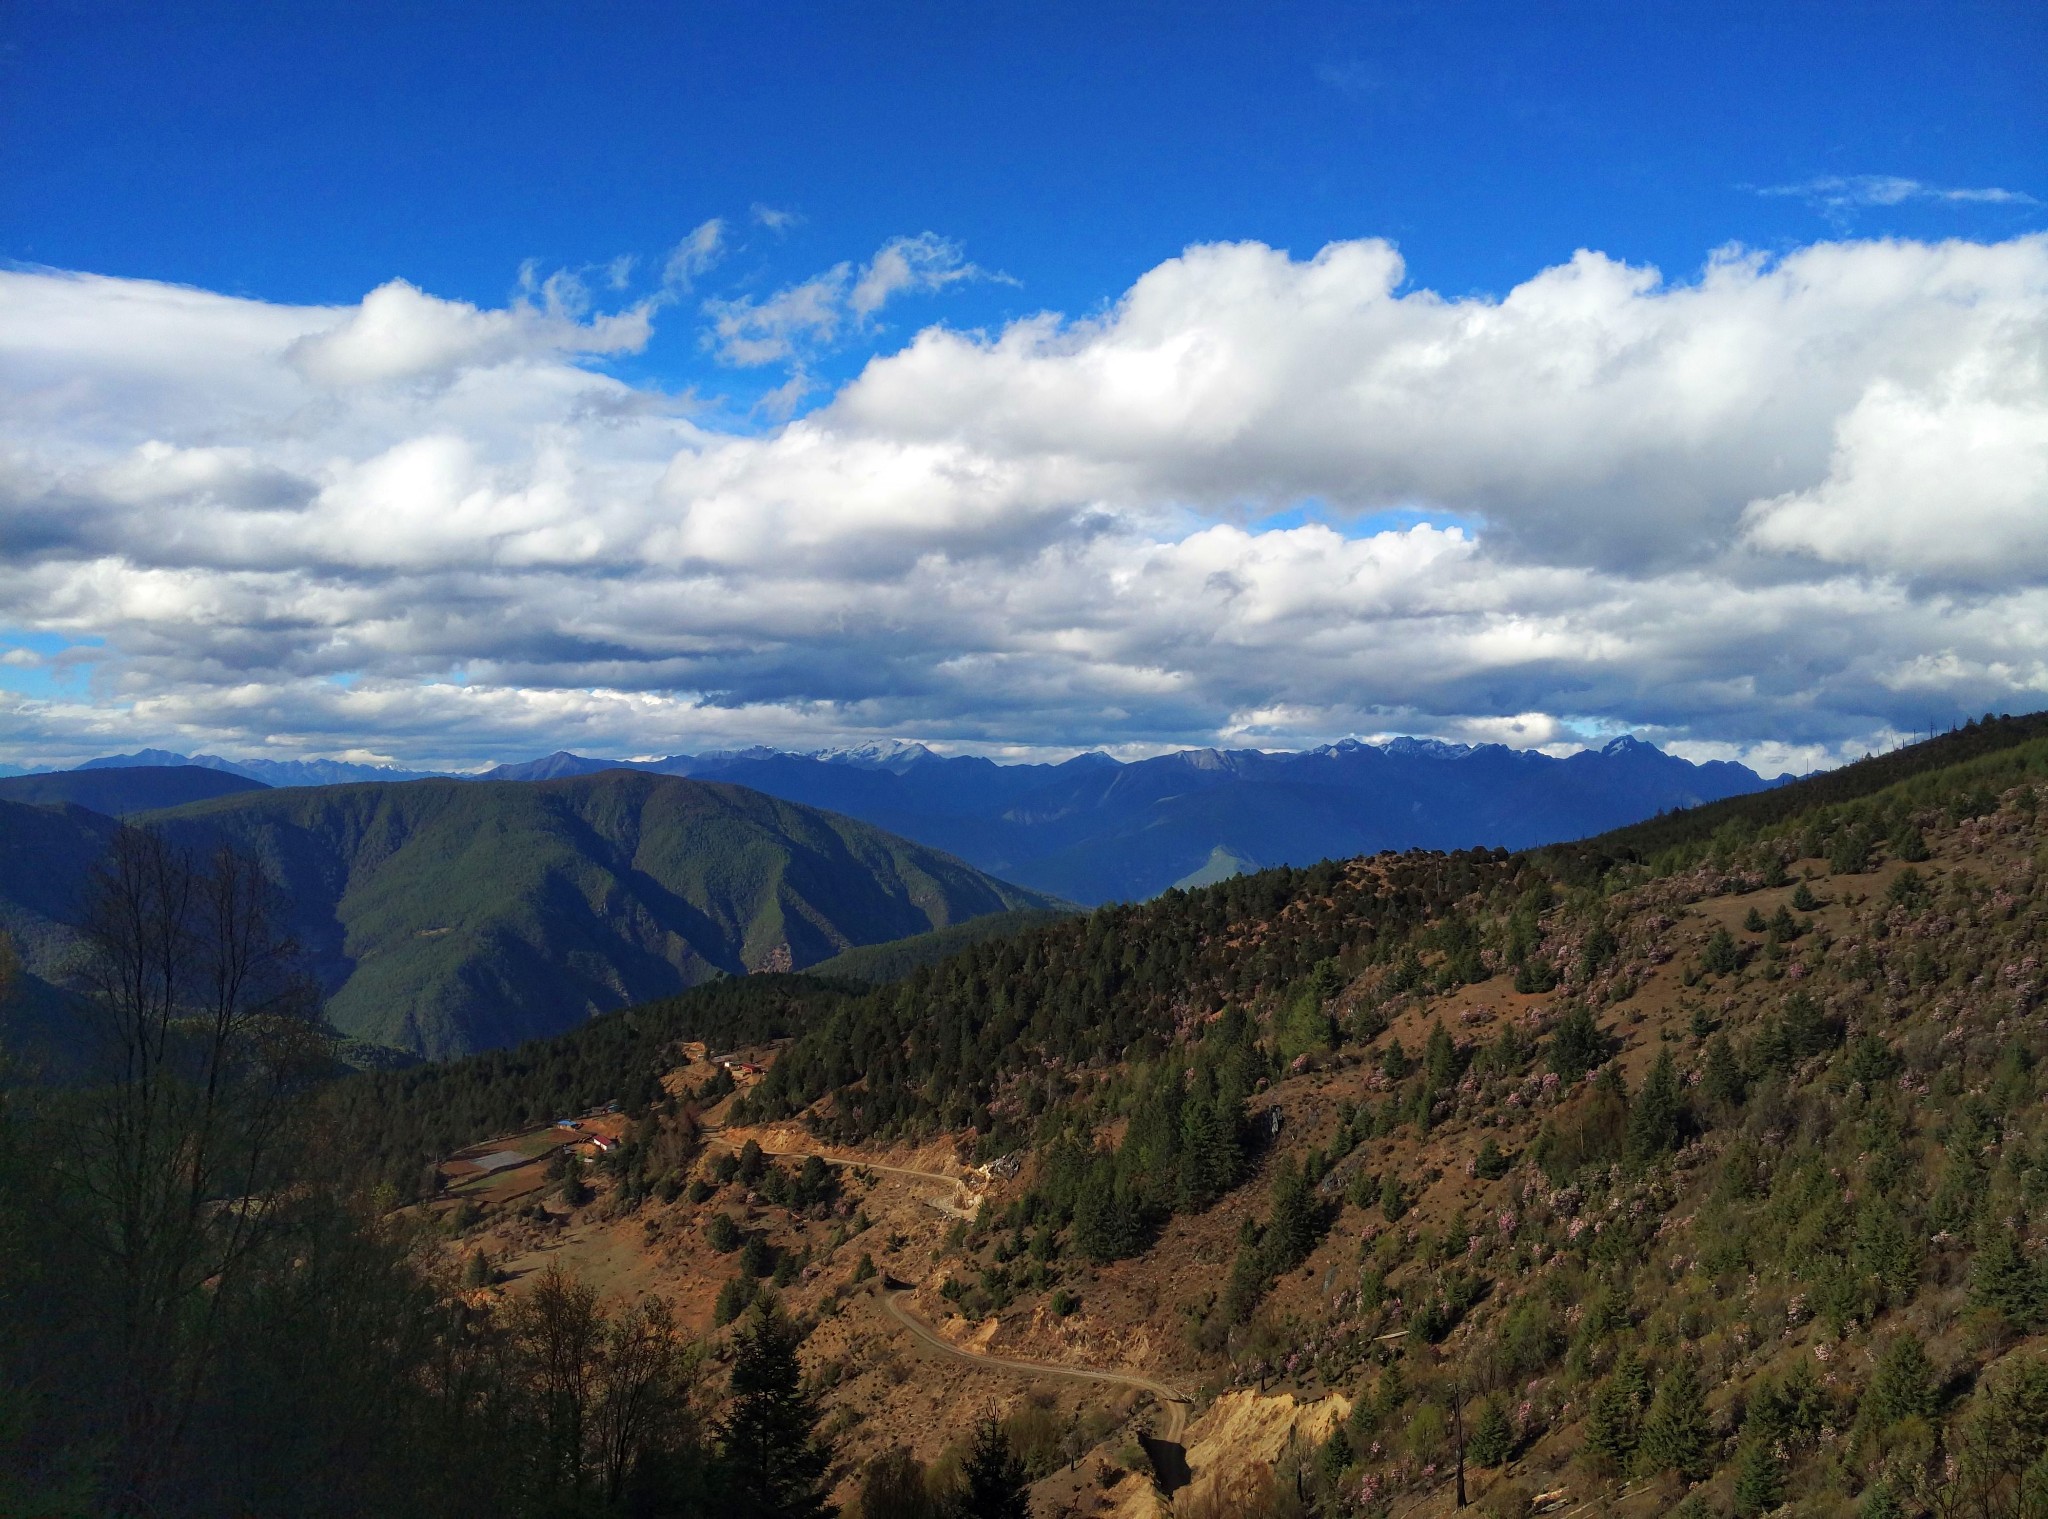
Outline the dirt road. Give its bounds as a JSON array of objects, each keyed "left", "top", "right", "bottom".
[
  {"left": 711, "top": 1131, "right": 1192, "bottom": 1436},
  {"left": 880, "top": 1288, "right": 1192, "bottom": 1440},
  {"left": 703, "top": 1132, "right": 959, "bottom": 1186},
  {"left": 704, "top": 1134, "right": 978, "bottom": 1215}
]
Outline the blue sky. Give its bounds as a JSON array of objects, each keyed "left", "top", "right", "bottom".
[
  {"left": 0, "top": 3, "right": 2043, "bottom": 772},
  {"left": 7, "top": 2, "right": 2040, "bottom": 408}
]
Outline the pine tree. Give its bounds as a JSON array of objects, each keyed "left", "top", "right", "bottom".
[
  {"left": 1782, "top": 991, "right": 1835, "bottom": 1057},
  {"left": 1378, "top": 1170, "right": 1409, "bottom": 1223},
  {"left": 718, "top": 1297, "right": 836, "bottom": 1519},
  {"left": 1701, "top": 1034, "right": 1746, "bottom": 1109},
  {"left": 462, "top": 1246, "right": 491, "bottom": 1289},
  {"left": 1625, "top": 1050, "right": 1683, "bottom": 1171},
  {"left": 1423, "top": 1021, "right": 1461, "bottom": 1091},
  {"left": 1701, "top": 927, "right": 1740, "bottom": 976},
  {"left": 1468, "top": 1399, "right": 1513, "bottom": 1466},
  {"left": 1854, "top": 1201, "right": 1921, "bottom": 1310},
  {"left": 1581, "top": 1349, "right": 1648, "bottom": 1471},
  {"left": 1175, "top": 1100, "right": 1225, "bottom": 1211},
  {"left": 1639, "top": 1359, "right": 1712, "bottom": 1482},
  {"left": 1858, "top": 1477, "right": 1902, "bottom": 1519},
  {"left": 1072, "top": 1157, "right": 1143, "bottom": 1263},
  {"left": 956, "top": 1415, "right": 1032, "bottom": 1519},
  {"left": 1862, "top": 1333, "right": 1936, "bottom": 1431},
  {"left": 1267, "top": 1155, "right": 1323, "bottom": 1270},
  {"left": 1548, "top": 1003, "right": 1611, "bottom": 1081},
  {"left": 1731, "top": 1438, "right": 1784, "bottom": 1518},
  {"left": 1971, "top": 1218, "right": 2042, "bottom": 1328}
]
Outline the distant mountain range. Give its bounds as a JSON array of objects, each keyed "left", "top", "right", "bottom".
[
  {"left": 35, "top": 735, "right": 1784, "bottom": 905},
  {"left": 0, "top": 773, "right": 1060, "bottom": 1060},
  {"left": 477, "top": 736, "right": 1781, "bottom": 901},
  {"left": 78, "top": 747, "right": 444, "bottom": 786},
  {"left": 0, "top": 764, "right": 268, "bottom": 815}
]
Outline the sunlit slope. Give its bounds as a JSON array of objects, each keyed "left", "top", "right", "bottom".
[{"left": 139, "top": 771, "right": 1058, "bottom": 1057}]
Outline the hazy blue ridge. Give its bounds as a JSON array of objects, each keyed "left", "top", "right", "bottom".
[
  {"left": 49, "top": 735, "right": 1781, "bottom": 906},
  {"left": 0, "top": 765, "right": 267, "bottom": 815}
]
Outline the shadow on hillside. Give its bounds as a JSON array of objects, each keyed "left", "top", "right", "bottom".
[{"left": 1138, "top": 1429, "right": 1190, "bottom": 1496}]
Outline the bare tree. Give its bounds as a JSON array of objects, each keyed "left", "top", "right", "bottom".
[
  {"left": 62, "top": 826, "right": 324, "bottom": 1512},
  {"left": 591, "top": 1293, "right": 702, "bottom": 1503},
  {"left": 506, "top": 1262, "right": 606, "bottom": 1498}
]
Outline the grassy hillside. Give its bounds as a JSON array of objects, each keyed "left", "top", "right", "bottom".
[{"left": 131, "top": 771, "right": 1059, "bottom": 1057}]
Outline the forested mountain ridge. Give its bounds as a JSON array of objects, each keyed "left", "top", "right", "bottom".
[
  {"left": 11, "top": 718, "right": 2048, "bottom": 1518},
  {"left": 50, "top": 731, "right": 1780, "bottom": 904},
  {"left": 0, "top": 763, "right": 268, "bottom": 815},
  {"left": 0, "top": 771, "right": 1059, "bottom": 1060},
  {"left": 335, "top": 713, "right": 2048, "bottom": 1517},
  {"left": 559, "top": 733, "right": 1782, "bottom": 904}
]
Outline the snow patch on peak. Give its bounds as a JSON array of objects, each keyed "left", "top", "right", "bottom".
[
  {"left": 814, "top": 740, "right": 938, "bottom": 771},
  {"left": 1380, "top": 736, "right": 1474, "bottom": 760}
]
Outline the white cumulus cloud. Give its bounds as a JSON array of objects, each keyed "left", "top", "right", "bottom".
[
  {"left": 288, "top": 277, "right": 653, "bottom": 387},
  {"left": 1, "top": 233, "right": 2046, "bottom": 771}
]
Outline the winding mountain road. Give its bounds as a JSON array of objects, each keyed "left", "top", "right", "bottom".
[
  {"left": 702, "top": 1134, "right": 978, "bottom": 1215},
  {"left": 708, "top": 1131, "right": 1192, "bottom": 1437},
  {"left": 878, "top": 1287, "right": 1192, "bottom": 1440}
]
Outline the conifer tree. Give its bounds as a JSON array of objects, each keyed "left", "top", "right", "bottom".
[
  {"left": 1855, "top": 1201, "right": 1921, "bottom": 1309},
  {"left": 1267, "top": 1155, "right": 1323, "bottom": 1270},
  {"left": 1175, "top": 1100, "right": 1226, "bottom": 1211},
  {"left": 956, "top": 1415, "right": 1032, "bottom": 1519},
  {"left": 1625, "top": 1050, "right": 1683, "bottom": 1171},
  {"left": 1379, "top": 1171, "right": 1408, "bottom": 1223},
  {"left": 1732, "top": 1437, "right": 1784, "bottom": 1518},
  {"left": 718, "top": 1297, "right": 835, "bottom": 1519},
  {"left": 1581, "top": 1348, "right": 1648, "bottom": 1472},
  {"left": 1862, "top": 1333, "right": 1937, "bottom": 1431},
  {"left": 1548, "top": 1003, "right": 1610, "bottom": 1082},
  {"left": 1701, "top": 927, "right": 1740, "bottom": 976},
  {"left": 1701, "top": 1034, "right": 1746, "bottom": 1110},
  {"left": 1423, "top": 1021, "right": 1461, "bottom": 1091},
  {"left": 1468, "top": 1399, "right": 1513, "bottom": 1466},
  {"left": 1971, "top": 1218, "right": 2042, "bottom": 1328},
  {"left": 1639, "top": 1359, "right": 1712, "bottom": 1481}
]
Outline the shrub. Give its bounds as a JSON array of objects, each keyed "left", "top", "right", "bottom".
[
  {"left": 706, "top": 1212, "right": 742, "bottom": 1253},
  {"left": 739, "top": 1235, "right": 774, "bottom": 1278},
  {"left": 1701, "top": 928, "right": 1741, "bottom": 977},
  {"left": 713, "top": 1273, "right": 756, "bottom": 1327},
  {"left": 1475, "top": 1137, "right": 1512, "bottom": 1180}
]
